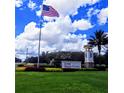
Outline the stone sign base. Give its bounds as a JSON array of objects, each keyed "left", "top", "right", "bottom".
[{"left": 84, "top": 62, "right": 94, "bottom": 68}]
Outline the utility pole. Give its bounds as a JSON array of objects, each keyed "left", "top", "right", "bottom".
[
  {"left": 25, "top": 48, "right": 29, "bottom": 64},
  {"left": 26, "top": 48, "right": 28, "bottom": 60}
]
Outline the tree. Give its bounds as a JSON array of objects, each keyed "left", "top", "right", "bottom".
[
  {"left": 88, "top": 30, "right": 108, "bottom": 55},
  {"left": 88, "top": 30, "right": 108, "bottom": 66},
  {"left": 15, "top": 57, "right": 22, "bottom": 63}
]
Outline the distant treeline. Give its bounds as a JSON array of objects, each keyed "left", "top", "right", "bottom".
[{"left": 15, "top": 51, "right": 108, "bottom": 66}]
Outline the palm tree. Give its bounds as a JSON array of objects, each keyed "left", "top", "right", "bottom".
[{"left": 88, "top": 30, "right": 108, "bottom": 55}]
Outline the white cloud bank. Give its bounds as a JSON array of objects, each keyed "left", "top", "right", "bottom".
[
  {"left": 15, "top": 16, "right": 92, "bottom": 60},
  {"left": 36, "top": 0, "right": 100, "bottom": 17},
  {"left": 73, "top": 19, "right": 94, "bottom": 30},
  {"left": 97, "top": 8, "right": 108, "bottom": 25}
]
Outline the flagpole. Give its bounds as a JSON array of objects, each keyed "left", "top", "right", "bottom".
[
  {"left": 37, "top": 4, "right": 59, "bottom": 68},
  {"left": 37, "top": 13, "right": 43, "bottom": 68}
]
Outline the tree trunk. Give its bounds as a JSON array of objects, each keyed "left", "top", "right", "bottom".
[{"left": 98, "top": 45, "right": 101, "bottom": 66}]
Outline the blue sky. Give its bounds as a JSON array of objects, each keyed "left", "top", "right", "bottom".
[
  {"left": 15, "top": 0, "right": 108, "bottom": 37},
  {"left": 15, "top": 0, "right": 108, "bottom": 59}
]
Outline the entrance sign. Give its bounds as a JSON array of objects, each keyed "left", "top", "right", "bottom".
[{"left": 61, "top": 61, "right": 81, "bottom": 69}]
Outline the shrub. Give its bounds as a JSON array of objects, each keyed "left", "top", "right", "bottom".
[
  {"left": 80, "top": 68, "right": 98, "bottom": 71},
  {"left": 96, "top": 66, "right": 106, "bottom": 71},
  {"left": 25, "top": 66, "right": 45, "bottom": 72},
  {"left": 44, "top": 68, "right": 63, "bottom": 72},
  {"left": 16, "top": 67, "right": 26, "bottom": 71},
  {"left": 17, "top": 64, "right": 25, "bottom": 67},
  {"left": 94, "top": 64, "right": 107, "bottom": 71}
]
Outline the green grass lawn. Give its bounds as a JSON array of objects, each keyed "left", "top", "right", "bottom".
[{"left": 16, "top": 71, "right": 108, "bottom": 93}]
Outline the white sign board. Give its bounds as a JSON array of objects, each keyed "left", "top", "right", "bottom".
[{"left": 61, "top": 61, "right": 81, "bottom": 69}]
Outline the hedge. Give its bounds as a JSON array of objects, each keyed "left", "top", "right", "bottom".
[
  {"left": 45, "top": 68, "right": 63, "bottom": 72},
  {"left": 25, "top": 66, "right": 45, "bottom": 72},
  {"left": 16, "top": 67, "right": 62, "bottom": 72},
  {"left": 80, "top": 68, "right": 98, "bottom": 71},
  {"left": 16, "top": 67, "right": 107, "bottom": 72},
  {"left": 16, "top": 67, "right": 26, "bottom": 71}
]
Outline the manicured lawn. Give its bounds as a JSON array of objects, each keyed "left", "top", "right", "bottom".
[{"left": 16, "top": 71, "right": 108, "bottom": 93}]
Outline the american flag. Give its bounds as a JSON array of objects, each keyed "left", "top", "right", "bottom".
[{"left": 41, "top": 4, "right": 59, "bottom": 17}]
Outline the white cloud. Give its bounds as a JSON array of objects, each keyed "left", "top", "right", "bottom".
[
  {"left": 15, "top": 0, "right": 37, "bottom": 10},
  {"left": 87, "top": 8, "right": 94, "bottom": 17},
  {"left": 61, "top": 34, "right": 88, "bottom": 51},
  {"left": 93, "top": 9, "right": 100, "bottom": 15},
  {"left": 15, "top": 0, "right": 23, "bottom": 7},
  {"left": 16, "top": 22, "right": 39, "bottom": 41},
  {"left": 87, "top": 8, "right": 100, "bottom": 18},
  {"left": 43, "top": 16, "right": 58, "bottom": 22},
  {"left": 36, "top": 5, "right": 42, "bottom": 16},
  {"left": 36, "top": 10, "right": 41, "bottom": 17},
  {"left": 27, "top": 0, "right": 37, "bottom": 10},
  {"left": 97, "top": 8, "right": 108, "bottom": 25},
  {"left": 72, "top": 19, "right": 94, "bottom": 30},
  {"left": 15, "top": 16, "right": 90, "bottom": 60},
  {"left": 35, "top": 0, "right": 100, "bottom": 17}
]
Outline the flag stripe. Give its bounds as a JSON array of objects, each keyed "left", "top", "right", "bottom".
[{"left": 42, "top": 4, "right": 59, "bottom": 17}]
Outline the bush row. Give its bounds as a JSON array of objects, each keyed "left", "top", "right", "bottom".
[
  {"left": 16, "top": 63, "right": 55, "bottom": 68},
  {"left": 16, "top": 67, "right": 63, "bottom": 72},
  {"left": 16, "top": 67, "right": 26, "bottom": 71},
  {"left": 16, "top": 66, "right": 107, "bottom": 72},
  {"left": 45, "top": 68, "right": 62, "bottom": 72}
]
